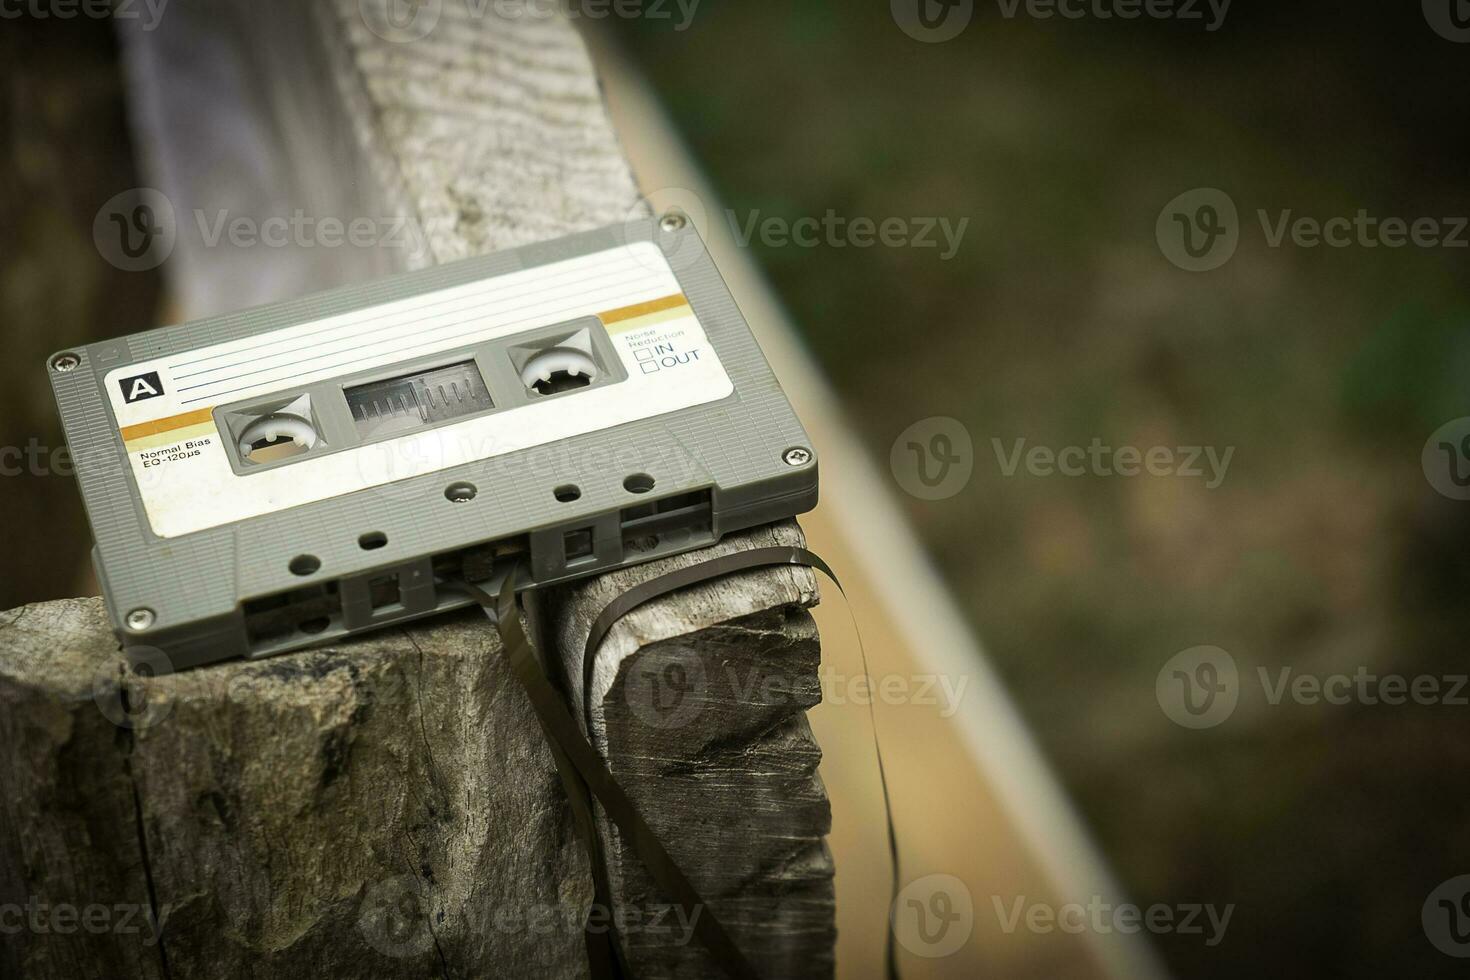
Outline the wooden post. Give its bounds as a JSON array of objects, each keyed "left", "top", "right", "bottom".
[
  {"left": 0, "top": 3, "right": 834, "bottom": 978},
  {"left": 542, "top": 522, "right": 833, "bottom": 979}
]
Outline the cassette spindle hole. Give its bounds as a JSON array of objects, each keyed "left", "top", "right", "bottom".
[
  {"left": 239, "top": 413, "right": 318, "bottom": 464},
  {"left": 554, "top": 484, "right": 581, "bottom": 503},
  {"left": 521, "top": 348, "right": 598, "bottom": 396},
  {"left": 623, "top": 473, "right": 655, "bottom": 494},
  {"left": 289, "top": 554, "right": 321, "bottom": 576},
  {"left": 358, "top": 531, "right": 388, "bottom": 550}
]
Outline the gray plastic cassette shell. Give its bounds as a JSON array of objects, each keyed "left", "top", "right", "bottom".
[{"left": 49, "top": 220, "right": 818, "bottom": 670}]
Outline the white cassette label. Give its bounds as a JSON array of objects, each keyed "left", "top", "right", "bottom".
[{"left": 104, "top": 242, "right": 733, "bottom": 537}]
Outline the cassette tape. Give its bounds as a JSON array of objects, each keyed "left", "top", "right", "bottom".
[{"left": 49, "top": 219, "right": 818, "bottom": 669}]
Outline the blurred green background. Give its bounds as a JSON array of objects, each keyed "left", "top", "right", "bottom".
[{"left": 610, "top": 3, "right": 1470, "bottom": 978}]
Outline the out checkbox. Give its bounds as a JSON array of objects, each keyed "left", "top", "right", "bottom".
[{"left": 640, "top": 361, "right": 660, "bottom": 374}]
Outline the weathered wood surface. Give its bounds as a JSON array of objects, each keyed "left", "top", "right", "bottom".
[
  {"left": 546, "top": 522, "right": 833, "bottom": 979},
  {"left": 0, "top": 596, "right": 588, "bottom": 979},
  {"left": 0, "top": 3, "right": 833, "bottom": 978}
]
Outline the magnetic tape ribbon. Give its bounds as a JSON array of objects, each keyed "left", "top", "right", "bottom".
[{"left": 455, "top": 546, "right": 900, "bottom": 980}]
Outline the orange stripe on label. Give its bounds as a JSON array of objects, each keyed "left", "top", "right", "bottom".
[
  {"left": 599, "top": 293, "right": 689, "bottom": 324},
  {"left": 120, "top": 407, "right": 216, "bottom": 443}
]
